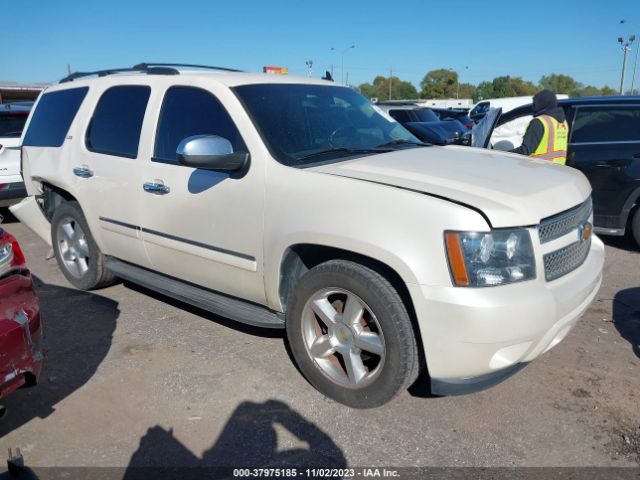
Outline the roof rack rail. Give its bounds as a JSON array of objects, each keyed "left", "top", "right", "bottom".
[
  {"left": 59, "top": 65, "right": 179, "bottom": 84},
  {"left": 133, "top": 62, "right": 243, "bottom": 73}
]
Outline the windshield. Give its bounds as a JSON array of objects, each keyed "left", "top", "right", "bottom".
[
  {"left": 0, "top": 113, "right": 29, "bottom": 138},
  {"left": 234, "top": 84, "right": 421, "bottom": 167}
]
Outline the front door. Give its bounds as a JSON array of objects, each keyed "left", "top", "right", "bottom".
[
  {"left": 567, "top": 105, "right": 640, "bottom": 230},
  {"left": 137, "top": 83, "right": 266, "bottom": 304}
]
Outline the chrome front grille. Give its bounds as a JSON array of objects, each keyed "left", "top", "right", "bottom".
[
  {"left": 543, "top": 238, "right": 591, "bottom": 281},
  {"left": 538, "top": 199, "right": 592, "bottom": 244}
]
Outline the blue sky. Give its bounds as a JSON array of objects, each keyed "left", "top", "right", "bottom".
[{"left": 1, "top": 0, "right": 638, "bottom": 89}]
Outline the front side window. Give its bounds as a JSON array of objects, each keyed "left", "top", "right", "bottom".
[
  {"left": 571, "top": 107, "right": 640, "bottom": 143},
  {"left": 23, "top": 87, "right": 88, "bottom": 147},
  {"left": 86, "top": 85, "right": 151, "bottom": 158},
  {"left": 153, "top": 86, "right": 247, "bottom": 164},
  {"left": 234, "top": 83, "right": 419, "bottom": 167}
]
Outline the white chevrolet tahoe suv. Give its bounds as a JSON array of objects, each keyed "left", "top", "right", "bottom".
[{"left": 14, "top": 63, "right": 604, "bottom": 408}]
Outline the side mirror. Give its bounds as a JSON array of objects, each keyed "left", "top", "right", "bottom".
[{"left": 176, "top": 135, "right": 249, "bottom": 171}]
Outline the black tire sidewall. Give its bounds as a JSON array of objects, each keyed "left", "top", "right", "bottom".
[
  {"left": 51, "top": 202, "right": 106, "bottom": 290},
  {"left": 632, "top": 207, "right": 640, "bottom": 248},
  {"left": 286, "top": 261, "right": 417, "bottom": 408}
]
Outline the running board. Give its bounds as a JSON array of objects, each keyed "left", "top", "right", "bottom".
[{"left": 105, "top": 258, "right": 285, "bottom": 329}]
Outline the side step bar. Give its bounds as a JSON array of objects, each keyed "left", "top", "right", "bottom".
[{"left": 106, "top": 258, "right": 285, "bottom": 329}]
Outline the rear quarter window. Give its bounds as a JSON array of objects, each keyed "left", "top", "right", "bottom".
[
  {"left": 23, "top": 87, "right": 89, "bottom": 147},
  {"left": 571, "top": 107, "right": 640, "bottom": 143}
]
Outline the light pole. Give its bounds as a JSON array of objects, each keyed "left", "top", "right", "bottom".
[
  {"left": 331, "top": 45, "right": 355, "bottom": 85},
  {"left": 618, "top": 35, "right": 635, "bottom": 94},
  {"left": 621, "top": 19, "right": 639, "bottom": 94}
]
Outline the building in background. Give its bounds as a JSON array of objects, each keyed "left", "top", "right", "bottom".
[{"left": 0, "top": 82, "right": 46, "bottom": 103}]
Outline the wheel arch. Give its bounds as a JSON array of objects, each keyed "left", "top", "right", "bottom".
[
  {"left": 40, "top": 182, "right": 79, "bottom": 222},
  {"left": 277, "top": 243, "right": 430, "bottom": 386},
  {"left": 622, "top": 185, "right": 640, "bottom": 231}
]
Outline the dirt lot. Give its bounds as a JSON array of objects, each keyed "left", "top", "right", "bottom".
[{"left": 1, "top": 212, "right": 639, "bottom": 471}]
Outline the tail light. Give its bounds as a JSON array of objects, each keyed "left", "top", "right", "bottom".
[{"left": 0, "top": 230, "right": 27, "bottom": 277}]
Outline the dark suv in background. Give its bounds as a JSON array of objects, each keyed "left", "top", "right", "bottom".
[{"left": 493, "top": 96, "right": 640, "bottom": 246}]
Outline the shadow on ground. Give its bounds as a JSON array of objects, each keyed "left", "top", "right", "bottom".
[
  {"left": 613, "top": 288, "right": 640, "bottom": 359},
  {"left": 123, "top": 282, "right": 284, "bottom": 339},
  {"left": 122, "top": 399, "right": 346, "bottom": 479},
  {"left": 0, "top": 208, "right": 18, "bottom": 225},
  {"left": 601, "top": 234, "right": 640, "bottom": 253},
  {"left": 0, "top": 276, "right": 119, "bottom": 436}
]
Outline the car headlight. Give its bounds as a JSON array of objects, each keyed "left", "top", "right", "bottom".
[{"left": 444, "top": 229, "right": 536, "bottom": 287}]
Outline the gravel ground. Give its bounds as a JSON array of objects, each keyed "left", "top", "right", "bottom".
[{"left": 0, "top": 212, "right": 639, "bottom": 471}]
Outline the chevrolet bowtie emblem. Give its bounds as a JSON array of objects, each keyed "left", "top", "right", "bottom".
[{"left": 578, "top": 222, "right": 592, "bottom": 242}]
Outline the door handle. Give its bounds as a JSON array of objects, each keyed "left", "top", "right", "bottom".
[
  {"left": 73, "top": 166, "right": 93, "bottom": 178},
  {"left": 633, "top": 153, "right": 640, "bottom": 159},
  {"left": 143, "top": 182, "right": 170, "bottom": 195}
]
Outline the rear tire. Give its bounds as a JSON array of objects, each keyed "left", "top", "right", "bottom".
[
  {"left": 51, "top": 201, "right": 115, "bottom": 290},
  {"left": 286, "top": 259, "right": 419, "bottom": 408}
]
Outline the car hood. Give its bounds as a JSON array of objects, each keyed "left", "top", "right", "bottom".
[{"left": 309, "top": 145, "right": 591, "bottom": 228}]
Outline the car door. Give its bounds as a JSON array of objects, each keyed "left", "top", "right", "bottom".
[
  {"left": 566, "top": 104, "right": 640, "bottom": 230},
  {"left": 70, "top": 83, "right": 152, "bottom": 267},
  {"left": 138, "top": 83, "right": 266, "bottom": 304}
]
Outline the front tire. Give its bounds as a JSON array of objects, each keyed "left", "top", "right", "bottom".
[
  {"left": 631, "top": 207, "right": 640, "bottom": 248},
  {"left": 51, "top": 201, "right": 115, "bottom": 290},
  {"left": 286, "top": 260, "right": 419, "bottom": 408}
]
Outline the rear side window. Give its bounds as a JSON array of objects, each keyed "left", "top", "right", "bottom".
[
  {"left": 571, "top": 107, "right": 640, "bottom": 143},
  {"left": 86, "top": 85, "right": 151, "bottom": 158},
  {"left": 23, "top": 87, "right": 88, "bottom": 147},
  {"left": 0, "top": 113, "right": 28, "bottom": 138},
  {"left": 153, "top": 86, "right": 246, "bottom": 164}
]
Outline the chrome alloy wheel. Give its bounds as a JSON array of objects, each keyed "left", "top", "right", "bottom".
[
  {"left": 301, "top": 288, "right": 385, "bottom": 388},
  {"left": 56, "top": 216, "right": 90, "bottom": 278}
]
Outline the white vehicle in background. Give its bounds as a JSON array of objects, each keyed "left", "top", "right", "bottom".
[
  {"left": 470, "top": 95, "right": 569, "bottom": 148},
  {"left": 0, "top": 103, "right": 31, "bottom": 207}
]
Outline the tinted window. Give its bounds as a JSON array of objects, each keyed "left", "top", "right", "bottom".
[
  {"left": 23, "top": 87, "right": 88, "bottom": 147},
  {"left": 388, "top": 109, "right": 413, "bottom": 123},
  {"left": 413, "top": 109, "right": 440, "bottom": 122},
  {"left": 571, "top": 107, "right": 640, "bottom": 143},
  {"left": 0, "top": 113, "right": 28, "bottom": 138},
  {"left": 86, "top": 86, "right": 151, "bottom": 158},
  {"left": 154, "top": 86, "right": 246, "bottom": 164}
]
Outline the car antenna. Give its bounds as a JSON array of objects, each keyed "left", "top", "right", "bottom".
[{"left": 322, "top": 71, "right": 333, "bottom": 81}]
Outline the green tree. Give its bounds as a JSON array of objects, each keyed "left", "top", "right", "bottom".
[
  {"left": 601, "top": 85, "right": 617, "bottom": 96},
  {"left": 357, "top": 76, "right": 418, "bottom": 100},
  {"left": 539, "top": 73, "right": 581, "bottom": 95},
  {"left": 457, "top": 83, "right": 477, "bottom": 100},
  {"left": 474, "top": 81, "right": 494, "bottom": 101},
  {"left": 491, "top": 76, "right": 540, "bottom": 97},
  {"left": 420, "top": 68, "right": 458, "bottom": 98}
]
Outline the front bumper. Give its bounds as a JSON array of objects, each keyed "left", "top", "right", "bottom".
[
  {"left": 408, "top": 234, "right": 604, "bottom": 394},
  {"left": 0, "top": 272, "right": 43, "bottom": 399},
  {"left": 0, "top": 181, "right": 27, "bottom": 207}
]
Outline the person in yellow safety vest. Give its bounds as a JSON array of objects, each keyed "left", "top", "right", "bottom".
[{"left": 509, "top": 90, "right": 569, "bottom": 165}]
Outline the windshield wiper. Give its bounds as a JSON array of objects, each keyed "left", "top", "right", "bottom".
[
  {"left": 296, "top": 146, "right": 392, "bottom": 162},
  {"left": 375, "top": 139, "right": 430, "bottom": 149}
]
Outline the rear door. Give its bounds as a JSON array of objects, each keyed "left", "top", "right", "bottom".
[
  {"left": 567, "top": 104, "right": 640, "bottom": 230},
  {"left": 69, "top": 83, "right": 153, "bottom": 267}
]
